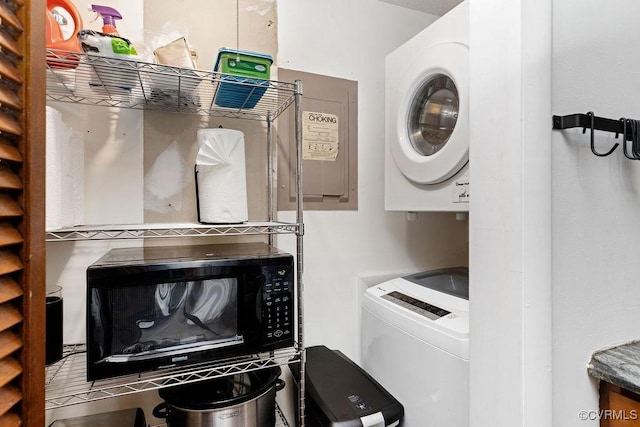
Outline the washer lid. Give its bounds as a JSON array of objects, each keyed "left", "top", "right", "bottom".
[
  {"left": 389, "top": 42, "right": 469, "bottom": 184},
  {"left": 403, "top": 267, "right": 469, "bottom": 300},
  {"left": 363, "top": 278, "right": 469, "bottom": 358}
]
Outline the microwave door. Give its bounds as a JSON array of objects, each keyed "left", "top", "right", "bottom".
[{"left": 105, "top": 279, "right": 242, "bottom": 363}]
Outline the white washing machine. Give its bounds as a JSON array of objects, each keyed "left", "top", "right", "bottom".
[
  {"left": 385, "top": 1, "right": 469, "bottom": 212},
  {"left": 361, "top": 268, "right": 469, "bottom": 426}
]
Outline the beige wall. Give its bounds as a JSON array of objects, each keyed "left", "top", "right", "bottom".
[{"left": 142, "top": 0, "right": 278, "bottom": 225}]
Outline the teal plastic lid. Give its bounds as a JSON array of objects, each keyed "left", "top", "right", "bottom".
[{"left": 214, "top": 48, "right": 273, "bottom": 72}]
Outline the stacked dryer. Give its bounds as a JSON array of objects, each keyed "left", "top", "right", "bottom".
[
  {"left": 369, "top": 2, "right": 471, "bottom": 426},
  {"left": 384, "top": 0, "right": 469, "bottom": 213}
]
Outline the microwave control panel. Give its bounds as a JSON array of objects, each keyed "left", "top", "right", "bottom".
[{"left": 262, "top": 265, "right": 294, "bottom": 344}]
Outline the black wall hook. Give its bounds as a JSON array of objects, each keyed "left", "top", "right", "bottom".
[
  {"left": 585, "top": 112, "right": 619, "bottom": 157},
  {"left": 629, "top": 119, "right": 640, "bottom": 159},
  {"left": 619, "top": 119, "right": 640, "bottom": 160},
  {"left": 552, "top": 112, "right": 640, "bottom": 159}
]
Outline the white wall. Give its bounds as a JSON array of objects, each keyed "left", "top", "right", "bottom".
[
  {"left": 469, "top": 0, "right": 552, "bottom": 426},
  {"left": 552, "top": 1, "right": 640, "bottom": 425},
  {"left": 277, "top": 0, "right": 469, "bottom": 365},
  {"left": 468, "top": 1, "right": 640, "bottom": 425}
]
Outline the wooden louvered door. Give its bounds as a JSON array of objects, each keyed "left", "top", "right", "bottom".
[{"left": 0, "top": 0, "right": 46, "bottom": 426}]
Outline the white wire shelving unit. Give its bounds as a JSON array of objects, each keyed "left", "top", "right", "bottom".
[{"left": 45, "top": 48, "right": 306, "bottom": 426}]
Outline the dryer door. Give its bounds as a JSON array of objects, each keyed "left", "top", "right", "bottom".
[{"left": 389, "top": 42, "right": 469, "bottom": 185}]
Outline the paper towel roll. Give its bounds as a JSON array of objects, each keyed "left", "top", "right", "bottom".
[
  {"left": 63, "top": 128, "right": 84, "bottom": 227},
  {"left": 46, "top": 106, "right": 84, "bottom": 229},
  {"left": 46, "top": 106, "right": 64, "bottom": 230},
  {"left": 195, "top": 129, "right": 248, "bottom": 223}
]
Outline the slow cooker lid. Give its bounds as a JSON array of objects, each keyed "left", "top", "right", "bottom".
[{"left": 158, "top": 366, "right": 281, "bottom": 410}]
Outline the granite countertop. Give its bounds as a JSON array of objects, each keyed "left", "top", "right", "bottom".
[{"left": 588, "top": 341, "right": 640, "bottom": 395}]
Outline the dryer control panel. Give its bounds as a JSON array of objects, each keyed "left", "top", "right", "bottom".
[{"left": 452, "top": 179, "right": 469, "bottom": 203}]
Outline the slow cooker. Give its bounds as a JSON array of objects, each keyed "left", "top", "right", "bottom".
[{"left": 153, "top": 366, "right": 284, "bottom": 427}]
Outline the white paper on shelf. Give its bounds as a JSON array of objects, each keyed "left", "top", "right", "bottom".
[
  {"left": 46, "top": 106, "right": 63, "bottom": 229},
  {"left": 144, "top": 141, "right": 190, "bottom": 214}
]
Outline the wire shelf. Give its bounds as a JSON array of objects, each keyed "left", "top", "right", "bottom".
[
  {"left": 45, "top": 221, "right": 300, "bottom": 241},
  {"left": 45, "top": 344, "right": 301, "bottom": 410},
  {"left": 46, "top": 49, "right": 297, "bottom": 120}
]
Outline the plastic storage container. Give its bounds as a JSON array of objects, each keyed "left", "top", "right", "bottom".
[
  {"left": 213, "top": 48, "right": 273, "bottom": 109},
  {"left": 289, "top": 345, "right": 404, "bottom": 427}
]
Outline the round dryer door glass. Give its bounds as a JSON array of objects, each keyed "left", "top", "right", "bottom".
[{"left": 408, "top": 74, "right": 459, "bottom": 157}]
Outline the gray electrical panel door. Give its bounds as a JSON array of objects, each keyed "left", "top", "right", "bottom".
[{"left": 277, "top": 68, "right": 358, "bottom": 210}]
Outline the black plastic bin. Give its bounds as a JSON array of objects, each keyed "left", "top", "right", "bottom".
[{"left": 290, "top": 345, "right": 404, "bottom": 427}]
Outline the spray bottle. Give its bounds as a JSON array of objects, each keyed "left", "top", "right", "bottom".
[
  {"left": 77, "top": 4, "right": 139, "bottom": 91},
  {"left": 91, "top": 4, "right": 121, "bottom": 36},
  {"left": 77, "top": 3, "right": 138, "bottom": 58}
]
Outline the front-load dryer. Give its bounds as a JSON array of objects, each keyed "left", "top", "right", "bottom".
[{"left": 385, "top": 1, "right": 469, "bottom": 212}]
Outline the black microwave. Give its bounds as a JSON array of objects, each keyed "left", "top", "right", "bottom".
[{"left": 86, "top": 242, "right": 294, "bottom": 381}]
